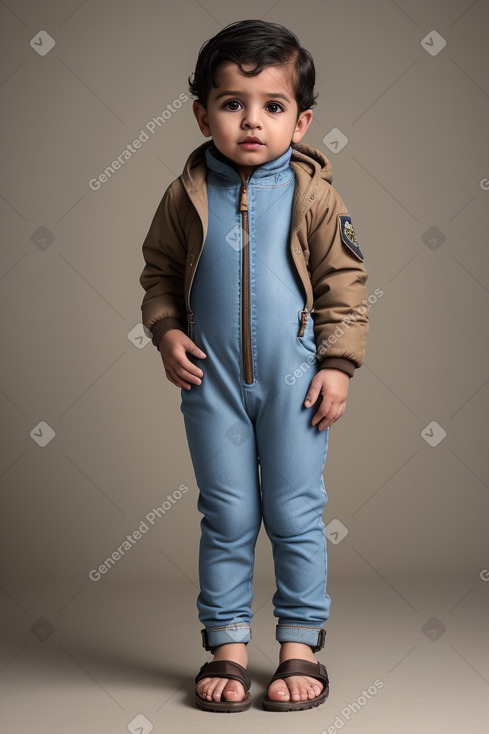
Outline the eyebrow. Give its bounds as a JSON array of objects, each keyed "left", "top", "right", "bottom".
[{"left": 213, "top": 90, "right": 292, "bottom": 102}]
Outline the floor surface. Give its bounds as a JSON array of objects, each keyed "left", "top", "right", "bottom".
[{"left": 1, "top": 576, "right": 488, "bottom": 733}]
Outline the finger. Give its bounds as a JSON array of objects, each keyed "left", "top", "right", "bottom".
[
  {"left": 185, "top": 340, "right": 207, "bottom": 360},
  {"left": 315, "top": 413, "right": 335, "bottom": 430},
  {"left": 185, "top": 362, "right": 205, "bottom": 378},
  {"left": 317, "top": 417, "right": 333, "bottom": 431},
  {"left": 304, "top": 376, "right": 321, "bottom": 407},
  {"left": 313, "top": 403, "right": 342, "bottom": 428},
  {"left": 174, "top": 361, "right": 204, "bottom": 380},
  {"left": 176, "top": 352, "right": 206, "bottom": 378},
  {"left": 169, "top": 355, "right": 205, "bottom": 381},
  {"left": 173, "top": 366, "right": 203, "bottom": 385},
  {"left": 311, "top": 400, "right": 332, "bottom": 426},
  {"left": 167, "top": 373, "right": 193, "bottom": 390},
  {"left": 188, "top": 345, "right": 207, "bottom": 360},
  {"left": 165, "top": 367, "right": 199, "bottom": 390},
  {"left": 316, "top": 404, "right": 345, "bottom": 430}
]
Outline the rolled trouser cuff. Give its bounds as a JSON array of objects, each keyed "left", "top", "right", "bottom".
[
  {"left": 276, "top": 624, "right": 326, "bottom": 652},
  {"left": 201, "top": 624, "right": 252, "bottom": 653}
]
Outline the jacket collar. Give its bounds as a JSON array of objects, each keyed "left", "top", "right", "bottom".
[
  {"left": 180, "top": 140, "right": 333, "bottom": 210},
  {"left": 204, "top": 143, "right": 293, "bottom": 184}
]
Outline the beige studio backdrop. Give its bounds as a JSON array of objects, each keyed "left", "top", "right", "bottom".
[{"left": 1, "top": 0, "right": 489, "bottom": 731}]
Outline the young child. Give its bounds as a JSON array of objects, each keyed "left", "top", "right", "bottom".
[{"left": 139, "top": 19, "right": 368, "bottom": 713}]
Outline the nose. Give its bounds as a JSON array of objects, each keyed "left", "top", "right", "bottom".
[{"left": 242, "top": 107, "right": 263, "bottom": 130}]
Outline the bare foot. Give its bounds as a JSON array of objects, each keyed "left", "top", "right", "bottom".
[
  {"left": 196, "top": 643, "right": 248, "bottom": 703},
  {"left": 267, "top": 642, "right": 324, "bottom": 702}
]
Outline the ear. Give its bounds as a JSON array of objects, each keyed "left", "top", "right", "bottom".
[
  {"left": 291, "top": 109, "right": 313, "bottom": 143},
  {"left": 193, "top": 100, "right": 212, "bottom": 137}
]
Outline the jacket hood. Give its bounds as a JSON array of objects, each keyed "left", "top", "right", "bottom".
[
  {"left": 290, "top": 142, "right": 333, "bottom": 185},
  {"left": 181, "top": 140, "right": 333, "bottom": 193}
]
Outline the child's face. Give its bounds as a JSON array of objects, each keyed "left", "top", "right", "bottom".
[{"left": 193, "top": 61, "right": 312, "bottom": 173}]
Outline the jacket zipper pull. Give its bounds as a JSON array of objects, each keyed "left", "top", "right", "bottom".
[
  {"left": 298, "top": 308, "right": 308, "bottom": 337},
  {"left": 239, "top": 183, "right": 248, "bottom": 212}
]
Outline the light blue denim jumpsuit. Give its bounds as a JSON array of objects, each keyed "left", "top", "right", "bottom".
[{"left": 180, "top": 144, "right": 330, "bottom": 654}]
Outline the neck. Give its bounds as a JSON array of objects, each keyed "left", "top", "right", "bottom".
[{"left": 236, "top": 165, "right": 256, "bottom": 181}]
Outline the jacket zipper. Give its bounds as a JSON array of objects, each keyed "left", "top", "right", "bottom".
[
  {"left": 186, "top": 250, "right": 196, "bottom": 340},
  {"left": 187, "top": 310, "right": 194, "bottom": 341},
  {"left": 298, "top": 308, "right": 309, "bottom": 337},
  {"left": 239, "top": 180, "right": 253, "bottom": 384},
  {"left": 182, "top": 152, "right": 320, "bottom": 349}
]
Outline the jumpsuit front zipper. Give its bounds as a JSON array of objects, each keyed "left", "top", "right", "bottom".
[
  {"left": 185, "top": 179, "right": 310, "bottom": 357},
  {"left": 239, "top": 180, "right": 253, "bottom": 384},
  {"left": 184, "top": 154, "right": 310, "bottom": 377}
]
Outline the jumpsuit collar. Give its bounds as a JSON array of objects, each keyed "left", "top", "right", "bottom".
[{"left": 205, "top": 143, "right": 293, "bottom": 185}]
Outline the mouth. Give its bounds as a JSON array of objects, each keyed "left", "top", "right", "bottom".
[{"left": 239, "top": 136, "right": 264, "bottom": 149}]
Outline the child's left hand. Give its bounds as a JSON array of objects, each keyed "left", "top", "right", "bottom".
[{"left": 304, "top": 368, "right": 350, "bottom": 431}]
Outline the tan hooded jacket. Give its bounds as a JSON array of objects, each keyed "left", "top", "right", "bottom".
[{"left": 140, "top": 141, "right": 369, "bottom": 377}]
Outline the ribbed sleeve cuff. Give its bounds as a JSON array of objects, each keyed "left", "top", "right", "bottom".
[
  {"left": 318, "top": 357, "right": 356, "bottom": 377},
  {"left": 150, "top": 318, "right": 185, "bottom": 351}
]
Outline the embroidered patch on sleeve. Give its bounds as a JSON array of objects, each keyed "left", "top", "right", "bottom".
[{"left": 338, "top": 214, "right": 364, "bottom": 261}]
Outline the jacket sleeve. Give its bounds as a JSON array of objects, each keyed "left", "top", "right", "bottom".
[
  {"left": 139, "top": 182, "right": 188, "bottom": 349},
  {"left": 307, "top": 186, "right": 369, "bottom": 376}
]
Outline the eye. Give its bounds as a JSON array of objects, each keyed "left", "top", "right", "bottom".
[
  {"left": 265, "top": 102, "right": 284, "bottom": 114},
  {"left": 224, "top": 100, "right": 242, "bottom": 111}
]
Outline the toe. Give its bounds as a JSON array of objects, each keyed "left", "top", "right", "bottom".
[
  {"left": 286, "top": 675, "right": 324, "bottom": 701},
  {"left": 197, "top": 676, "right": 246, "bottom": 703},
  {"left": 211, "top": 678, "right": 228, "bottom": 701},
  {"left": 197, "top": 677, "right": 213, "bottom": 701},
  {"left": 288, "top": 679, "right": 303, "bottom": 701},
  {"left": 267, "top": 673, "right": 325, "bottom": 704},
  {"left": 310, "top": 681, "right": 323, "bottom": 698},
  {"left": 222, "top": 680, "right": 245, "bottom": 701},
  {"left": 267, "top": 678, "right": 290, "bottom": 701}
]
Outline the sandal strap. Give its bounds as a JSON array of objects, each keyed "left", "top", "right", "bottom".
[
  {"left": 268, "top": 658, "right": 329, "bottom": 687},
  {"left": 195, "top": 660, "right": 251, "bottom": 691}
]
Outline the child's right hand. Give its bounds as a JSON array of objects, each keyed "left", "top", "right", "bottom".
[{"left": 158, "top": 329, "right": 207, "bottom": 390}]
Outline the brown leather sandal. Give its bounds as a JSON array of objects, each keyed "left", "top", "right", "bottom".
[
  {"left": 262, "top": 658, "right": 329, "bottom": 711},
  {"left": 194, "top": 660, "right": 252, "bottom": 712}
]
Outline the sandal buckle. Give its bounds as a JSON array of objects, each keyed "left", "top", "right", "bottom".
[
  {"left": 311, "top": 628, "right": 326, "bottom": 652},
  {"left": 201, "top": 628, "right": 213, "bottom": 651}
]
